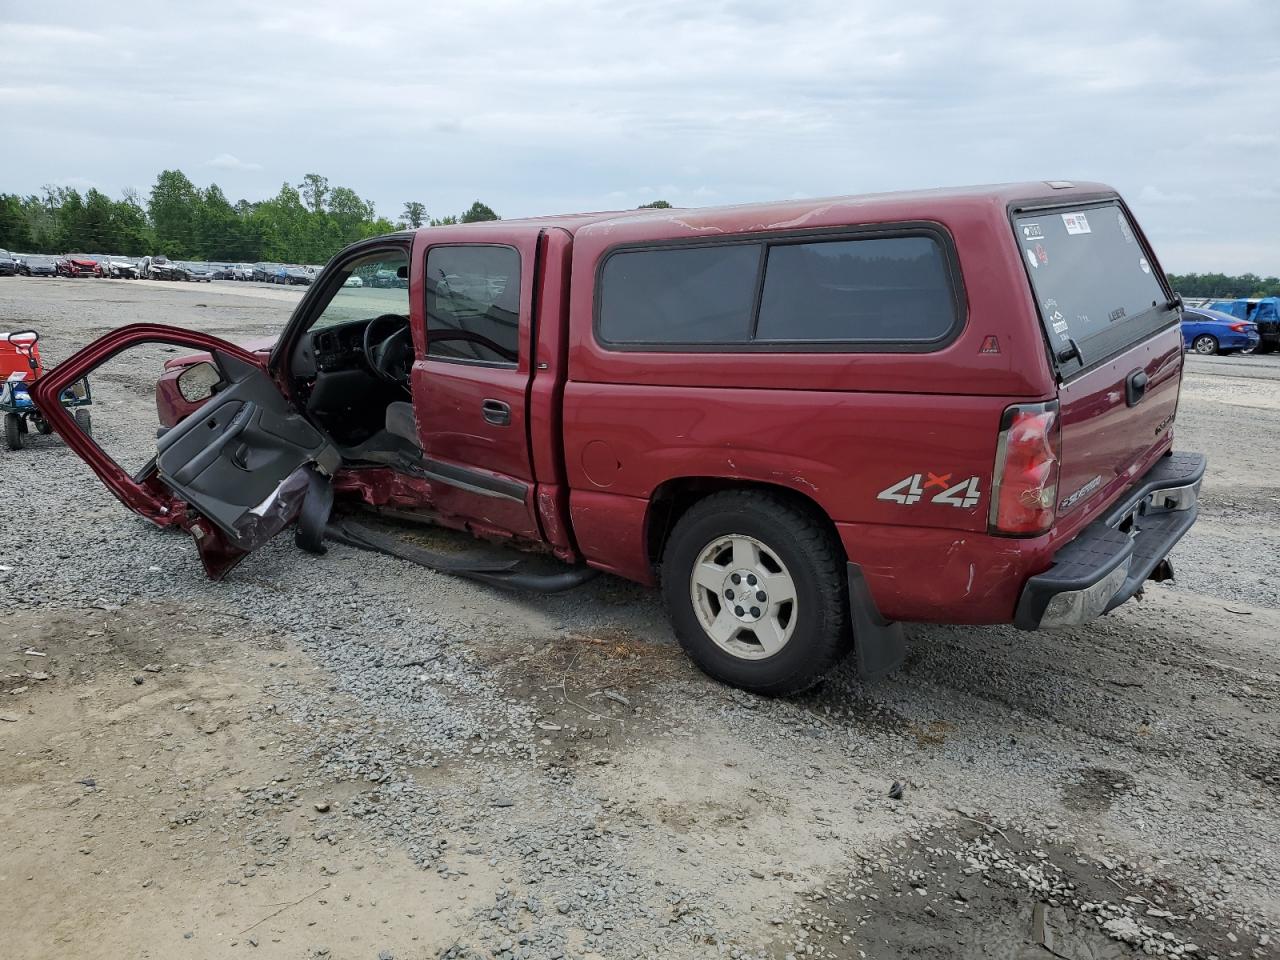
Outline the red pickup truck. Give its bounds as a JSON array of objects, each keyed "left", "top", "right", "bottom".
[{"left": 36, "top": 181, "right": 1204, "bottom": 694}]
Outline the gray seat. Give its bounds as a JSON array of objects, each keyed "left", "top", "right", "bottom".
[{"left": 385, "top": 401, "right": 421, "bottom": 448}]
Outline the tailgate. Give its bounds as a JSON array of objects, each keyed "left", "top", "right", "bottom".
[
  {"left": 1056, "top": 328, "right": 1182, "bottom": 522},
  {"left": 1011, "top": 199, "right": 1183, "bottom": 527}
]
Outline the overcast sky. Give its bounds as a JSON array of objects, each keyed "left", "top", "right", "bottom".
[{"left": 2, "top": 0, "right": 1277, "bottom": 273}]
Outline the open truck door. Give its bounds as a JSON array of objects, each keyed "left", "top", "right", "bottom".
[{"left": 33, "top": 323, "right": 339, "bottom": 579}]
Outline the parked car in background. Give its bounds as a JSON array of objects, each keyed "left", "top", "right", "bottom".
[
  {"left": 1181, "top": 307, "right": 1259, "bottom": 355},
  {"left": 232, "top": 263, "right": 256, "bottom": 281},
  {"left": 57, "top": 255, "right": 103, "bottom": 278},
  {"left": 103, "top": 257, "right": 140, "bottom": 279},
  {"left": 1206, "top": 297, "right": 1280, "bottom": 353},
  {"left": 17, "top": 254, "right": 57, "bottom": 277},
  {"left": 282, "top": 266, "right": 314, "bottom": 286},
  {"left": 0, "top": 249, "right": 18, "bottom": 276},
  {"left": 140, "top": 256, "right": 185, "bottom": 281},
  {"left": 182, "top": 262, "right": 214, "bottom": 282},
  {"left": 342, "top": 274, "right": 363, "bottom": 288},
  {"left": 253, "top": 263, "right": 280, "bottom": 282}
]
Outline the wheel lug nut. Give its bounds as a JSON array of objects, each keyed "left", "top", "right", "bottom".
[
  {"left": 746, "top": 574, "right": 757, "bottom": 586},
  {"left": 756, "top": 591, "right": 766, "bottom": 602},
  {"left": 731, "top": 573, "right": 741, "bottom": 584},
  {"left": 734, "top": 606, "right": 744, "bottom": 617},
  {"left": 750, "top": 607, "right": 761, "bottom": 618},
  {"left": 725, "top": 589, "right": 734, "bottom": 600}
]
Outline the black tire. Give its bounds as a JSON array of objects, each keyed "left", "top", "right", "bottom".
[
  {"left": 74, "top": 408, "right": 92, "bottom": 436},
  {"left": 1192, "top": 334, "right": 1218, "bottom": 356},
  {"left": 1258, "top": 342, "right": 1276, "bottom": 355},
  {"left": 660, "top": 490, "right": 850, "bottom": 695},
  {"left": 4, "top": 413, "right": 22, "bottom": 451},
  {"left": 34, "top": 417, "right": 52, "bottom": 435}
]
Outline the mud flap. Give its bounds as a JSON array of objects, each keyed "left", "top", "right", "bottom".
[{"left": 847, "top": 563, "right": 906, "bottom": 680}]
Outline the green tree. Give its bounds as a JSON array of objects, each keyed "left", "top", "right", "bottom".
[
  {"left": 460, "top": 200, "right": 499, "bottom": 223},
  {"left": 298, "top": 173, "right": 329, "bottom": 215},
  {"left": 429, "top": 214, "right": 459, "bottom": 226},
  {"left": 0, "top": 194, "right": 33, "bottom": 250},
  {"left": 402, "top": 201, "right": 427, "bottom": 228},
  {"left": 148, "top": 170, "right": 199, "bottom": 257},
  {"left": 638, "top": 199, "right": 672, "bottom": 208}
]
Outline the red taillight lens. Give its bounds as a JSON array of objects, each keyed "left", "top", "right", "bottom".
[
  {"left": 1229, "top": 321, "right": 1247, "bottom": 332},
  {"left": 989, "top": 401, "right": 1061, "bottom": 536}
]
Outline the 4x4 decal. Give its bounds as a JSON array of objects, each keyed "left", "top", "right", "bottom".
[{"left": 877, "top": 473, "right": 982, "bottom": 509}]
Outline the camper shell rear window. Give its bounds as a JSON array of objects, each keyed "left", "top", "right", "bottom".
[{"left": 1013, "top": 201, "right": 1176, "bottom": 374}]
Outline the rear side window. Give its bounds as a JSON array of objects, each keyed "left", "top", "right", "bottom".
[
  {"left": 757, "top": 236, "right": 954, "bottom": 342},
  {"left": 1014, "top": 203, "right": 1170, "bottom": 366},
  {"left": 598, "top": 245, "right": 759, "bottom": 344},
  {"left": 597, "top": 230, "right": 959, "bottom": 349},
  {"left": 426, "top": 245, "right": 521, "bottom": 364}
]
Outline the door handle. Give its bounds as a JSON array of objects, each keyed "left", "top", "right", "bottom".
[
  {"left": 481, "top": 399, "right": 511, "bottom": 426},
  {"left": 1125, "top": 369, "right": 1149, "bottom": 407}
]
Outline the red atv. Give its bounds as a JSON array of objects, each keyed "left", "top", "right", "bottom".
[{"left": 1, "top": 330, "right": 92, "bottom": 451}]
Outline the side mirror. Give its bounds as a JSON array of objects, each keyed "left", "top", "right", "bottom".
[
  {"left": 396, "top": 265, "right": 408, "bottom": 280},
  {"left": 176, "top": 361, "right": 222, "bottom": 404}
]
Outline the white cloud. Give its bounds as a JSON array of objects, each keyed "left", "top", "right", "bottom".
[
  {"left": 1, "top": 0, "right": 1278, "bottom": 271},
  {"left": 206, "top": 153, "right": 262, "bottom": 172},
  {"left": 1138, "top": 185, "right": 1197, "bottom": 206}
]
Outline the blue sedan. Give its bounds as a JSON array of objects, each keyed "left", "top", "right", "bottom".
[{"left": 1182, "top": 307, "right": 1260, "bottom": 355}]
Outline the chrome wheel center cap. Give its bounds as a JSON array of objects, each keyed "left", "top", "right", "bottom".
[{"left": 722, "top": 568, "right": 766, "bottom": 622}]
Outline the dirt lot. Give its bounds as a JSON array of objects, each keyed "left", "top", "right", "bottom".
[{"left": 1, "top": 276, "right": 1278, "bottom": 960}]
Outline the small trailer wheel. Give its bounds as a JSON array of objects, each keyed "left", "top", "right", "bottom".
[{"left": 4, "top": 412, "right": 23, "bottom": 451}]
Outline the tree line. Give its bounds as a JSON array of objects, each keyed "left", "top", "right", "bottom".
[
  {"left": 0, "top": 170, "right": 501, "bottom": 265},
  {"left": 1167, "top": 273, "right": 1280, "bottom": 299}
]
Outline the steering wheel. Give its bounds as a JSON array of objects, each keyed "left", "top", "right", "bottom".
[{"left": 362, "top": 314, "right": 413, "bottom": 386}]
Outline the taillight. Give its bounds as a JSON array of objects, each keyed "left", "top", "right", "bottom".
[
  {"left": 1229, "top": 321, "right": 1248, "bottom": 332},
  {"left": 989, "top": 401, "right": 1061, "bottom": 536}
]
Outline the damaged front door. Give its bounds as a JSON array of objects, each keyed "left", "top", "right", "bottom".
[{"left": 34, "top": 323, "right": 339, "bottom": 579}]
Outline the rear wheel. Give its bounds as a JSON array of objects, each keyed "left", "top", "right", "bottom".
[
  {"left": 1192, "top": 334, "right": 1219, "bottom": 356},
  {"left": 661, "top": 490, "right": 850, "bottom": 695},
  {"left": 4, "top": 413, "right": 22, "bottom": 451},
  {"left": 74, "top": 408, "right": 92, "bottom": 436}
]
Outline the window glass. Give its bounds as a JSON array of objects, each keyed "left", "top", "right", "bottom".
[
  {"left": 312, "top": 250, "right": 410, "bottom": 330},
  {"left": 756, "top": 236, "right": 955, "bottom": 342},
  {"left": 598, "top": 244, "right": 759, "bottom": 344},
  {"left": 426, "top": 246, "right": 521, "bottom": 363},
  {"left": 1014, "top": 203, "right": 1166, "bottom": 350}
]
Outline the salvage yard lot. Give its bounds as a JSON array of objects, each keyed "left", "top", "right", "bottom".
[{"left": 1, "top": 277, "right": 1278, "bottom": 960}]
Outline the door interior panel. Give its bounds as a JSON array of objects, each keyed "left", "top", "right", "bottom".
[{"left": 155, "top": 351, "right": 335, "bottom": 538}]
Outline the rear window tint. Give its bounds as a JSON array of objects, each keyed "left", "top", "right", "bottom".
[
  {"left": 1015, "top": 203, "right": 1167, "bottom": 355},
  {"left": 757, "top": 236, "right": 955, "bottom": 342},
  {"left": 598, "top": 244, "right": 759, "bottom": 344}
]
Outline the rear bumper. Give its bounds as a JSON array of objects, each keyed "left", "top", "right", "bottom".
[{"left": 1014, "top": 451, "right": 1205, "bottom": 630}]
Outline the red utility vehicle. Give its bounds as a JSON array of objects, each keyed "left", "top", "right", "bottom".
[{"left": 36, "top": 181, "right": 1204, "bottom": 694}]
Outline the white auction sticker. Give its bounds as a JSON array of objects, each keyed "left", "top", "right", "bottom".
[{"left": 1061, "top": 212, "right": 1091, "bottom": 235}]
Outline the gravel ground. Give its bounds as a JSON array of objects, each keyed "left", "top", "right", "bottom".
[{"left": 1, "top": 276, "right": 1277, "bottom": 960}]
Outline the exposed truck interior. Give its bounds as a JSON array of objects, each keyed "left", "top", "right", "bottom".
[{"left": 285, "top": 246, "right": 519, "bottom": 469}]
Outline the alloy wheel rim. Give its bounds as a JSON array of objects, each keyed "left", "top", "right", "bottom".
[{"left": 689, "top": 534, "right": 797, "bottom": 660}]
